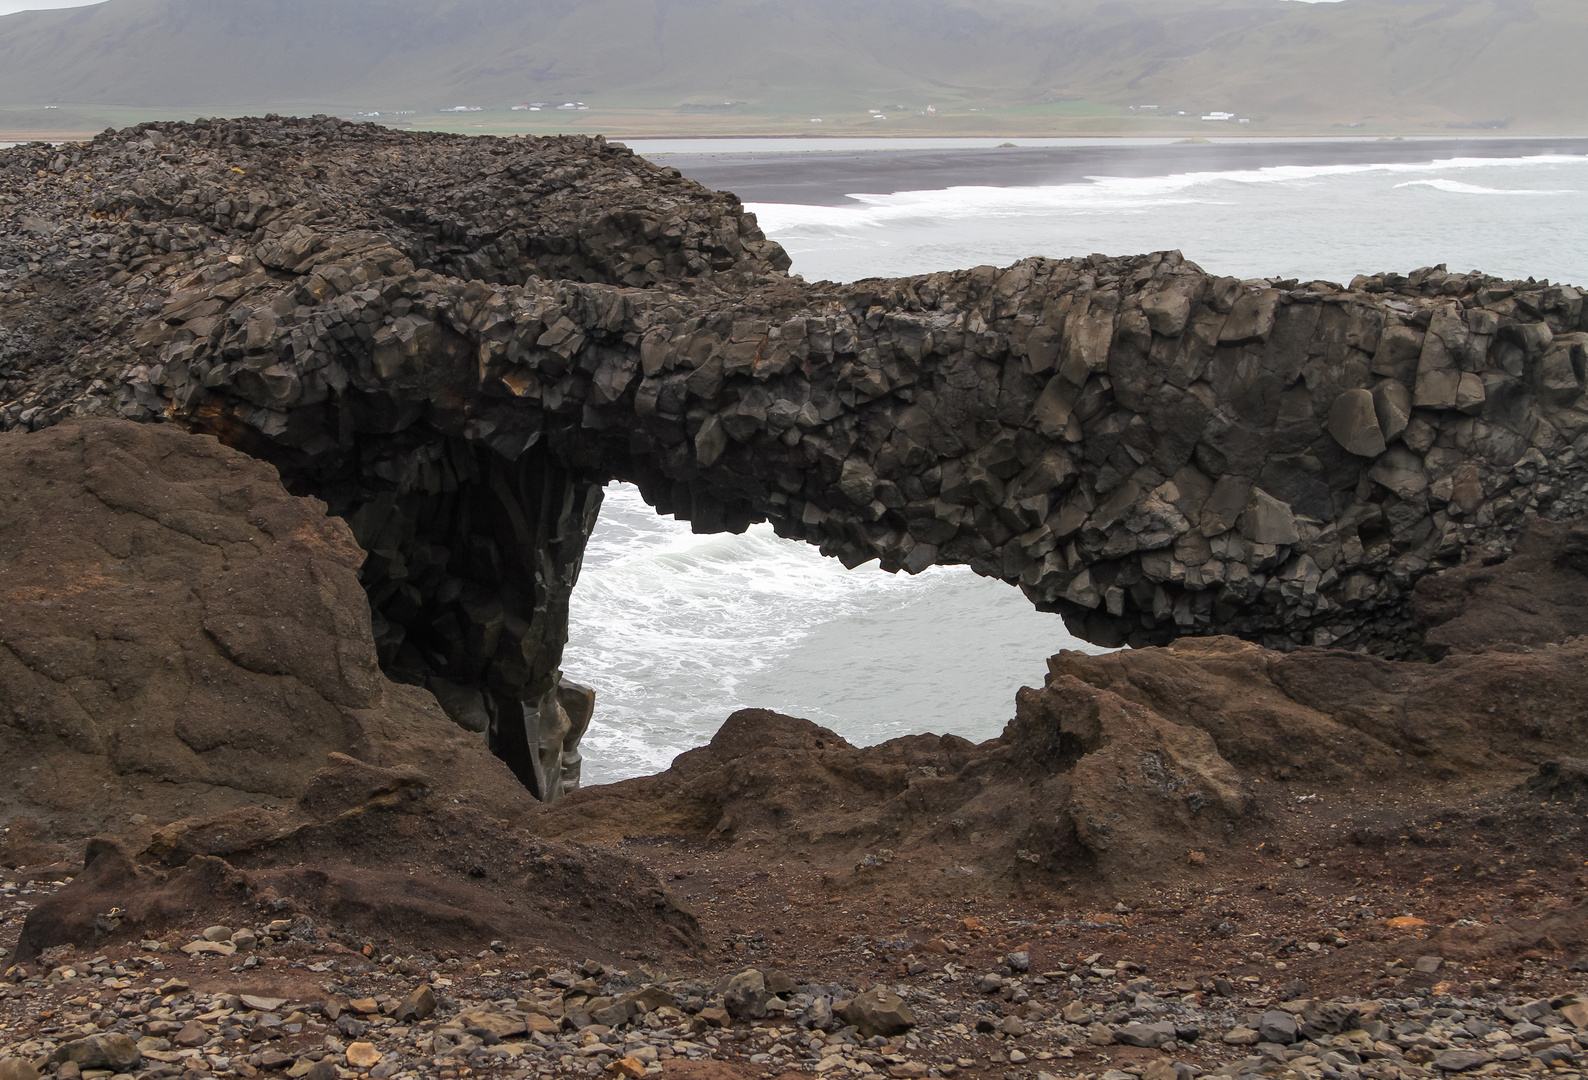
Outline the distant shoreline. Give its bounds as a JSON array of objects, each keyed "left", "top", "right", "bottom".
[{"left": 644, "top": 136, "right": 1588, "bottom": 207}]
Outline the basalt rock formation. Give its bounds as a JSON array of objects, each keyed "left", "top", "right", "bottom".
[{"left": 5, "top": 116, "right": 1588, "bottom": 791}]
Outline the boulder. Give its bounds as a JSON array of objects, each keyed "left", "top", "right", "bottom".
[
  {"left": 722, "top": 968, "right": 772, "bottom": 1019},
  {"left": 1372, "top": 379, "right": 1412, "bottom": 442},
  {"left": 0, "top": 1060, "right": 40, "bottom": 1080},
  {"left": 1239, "top": 488, "right": 1299, "bottom": 546},
  {"left": 1256, "top": 1010, "right": 1298, "bottom": 1045},
  {"left": 838, "top": 986, "right": 916, "bottom": 1038},
  {"left": 1327, "top": 388, "right": 1386, "bottom": 457},
  {"left": 395, "top": 984, "right": 437, "bottom": 1022},
  {"left": 53, "top": 1036, "right": 141, "bottom": 1072}
]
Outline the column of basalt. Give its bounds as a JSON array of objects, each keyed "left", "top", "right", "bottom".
[{"left": 328, "top": 437, "right": 604, "bottom": 800}]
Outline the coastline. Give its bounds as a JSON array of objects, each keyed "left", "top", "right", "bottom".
[{"left": 642, "top": 135, "right": 1588, "bottom": 206}]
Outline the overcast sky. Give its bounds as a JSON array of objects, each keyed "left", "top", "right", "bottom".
[{"left": 0, "top": 0, "right": 1348, "bottom": 13}]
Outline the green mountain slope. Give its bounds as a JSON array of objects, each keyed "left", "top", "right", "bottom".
[{"left": 0, "top": 0, "right": 1583, "bottom": 130}]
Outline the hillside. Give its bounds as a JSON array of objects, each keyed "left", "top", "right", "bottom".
[{"left": 0, "top": 0, "right": 1586, "bottom": 137}]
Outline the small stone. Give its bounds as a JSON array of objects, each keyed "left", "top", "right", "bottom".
[
  {"left": 53, "top": 1035, "right": 141, "bottom": 1073},
  {"left": 838, "top": 985, "right": 916, "bottom": 1038},
  {"left": 801, "top": 997, "right": 834, "bottom": 1031},
  {"left": 344, "top": 1042, "right": 381, "bottom": 1069},
  {"left": 1277, "top": 978, "right": 1310, "bottom": 1001},
  {"left": 1007, "top": 1050, "right": 1028, "bottom": 1065},
  {"left": 173, "top": 1021, "right": 208, "bottom": 1047},
  {"left": 241, "top": 995, "right": 288, "bottom": 1012},
  {"left": 1433, "top": 1049, "right": 1490, "bottom": 1072},
  {"left": 697, "top": 1006, "right": 730, "bottom": 1028},
  {"left": 202, "top": 925, "right": 233, "bottom": 942},
  {"left": 0, "top": 1059, "right": 41, "bottom": 1080},
  {"left": 1222, "top": 1026, "right": 1261, "bottom": 1046},
  {"left": 394, "top": 983, "right": 436, "bottom": 1022},
  {"left": 305, "top": 1062, "right": 338, "bottom": 1080},
  {"left": 1414, "top": 955, "right": 1444, "bottom": 973},
  {"left": 611, "top": 1058, "right": 646, "bottom": 1079},
  {"left": 999, "top": 1017, "right": 1027, "bottom": 1038},
  {"left": 1257, "top": 1010, "right": 1298, "bottom": 1045},
  {"left": 1085, "top": 1023, "right": 1116, "bottom": 1046},
  {"left": 1061, "top": 1002, "right": 1094, "bottom": 1024},
  {"left": 180, "top": 940, "right": 235, "bottom": 957},
  {"left": 1115, "top": 1022, "right": 1170, "bottom": 1048}
]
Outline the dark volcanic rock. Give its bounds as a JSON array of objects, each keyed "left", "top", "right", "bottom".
[{"left": 5, "top": 117, "right": 1588, "bottom": 792}]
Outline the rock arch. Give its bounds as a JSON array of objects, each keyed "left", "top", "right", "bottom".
[{"left": 5, "top": 117, "right": 1587, "bottom": 794}]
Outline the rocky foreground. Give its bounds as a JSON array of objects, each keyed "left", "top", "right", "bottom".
[{"left": 2, "top": 849, "right": 1588, "bottom": 1080}]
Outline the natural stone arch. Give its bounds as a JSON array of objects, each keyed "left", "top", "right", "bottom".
[{"left": 5, "top": 118, "right": 1588, "bottom": 795}]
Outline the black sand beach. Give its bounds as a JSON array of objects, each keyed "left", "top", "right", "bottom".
[{"left": 648, "top": 136, "right": 1588, "bottom": 206}]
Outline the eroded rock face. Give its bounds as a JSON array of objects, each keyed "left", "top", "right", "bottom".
[
  {"left": 4, "top": 117, "right": 1588, "bottom": 783},
  {"left": 537, "top": 630, "right": 1588, "bottom": 887},
  {"left": 0, "top": 418, "right": 534, "bottom": 855},
  {"left": 0, "top": 419, "right": 699, "bottom": 961}
]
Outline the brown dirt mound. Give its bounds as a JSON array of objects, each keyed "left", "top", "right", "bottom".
[
  {"left": 2, "top": 419, "right": 700, "bottom": 962},
  {"left": 535, "top": 687, "right": 1256, "bottom": 892},
  {"left": 539, "top": 628, "right": 1588, "bottom": 893},
  {"left": 1412, "top": 514, "right": 1588, "bottom": 655}
]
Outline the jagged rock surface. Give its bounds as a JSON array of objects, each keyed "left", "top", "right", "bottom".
[
  {"left": 537, "top": 623, "right": 1588, "bottom": 887},
  {"left": 5, "top": 117, "right": 1588, "bottom": 779}
]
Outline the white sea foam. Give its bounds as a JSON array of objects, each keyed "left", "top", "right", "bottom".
[
  {"left": 1394, "top": 179, "right": 1577, "bottom": 196},
  {"left": 564, "top": 484, "right": 1102, "bottom": 783},
  {"left": 752, "top": 155, "right": 1588, "bottom": 234},
  {"left": 751, "top": 153, "right": 1588, "bottom": 286}
]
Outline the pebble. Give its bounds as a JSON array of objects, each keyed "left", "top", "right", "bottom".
[{"left": 0, "top": 902, "right": 1585, "bottom": 1080}]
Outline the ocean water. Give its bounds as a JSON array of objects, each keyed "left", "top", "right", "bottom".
[
  {"left": 566, "top": 145, "right": 1588, "bottom": 785},
  {"left": 751, "top": 153, "right": 1588, "bottom": 287},
  {"left": 565, "top": 486, "right": 1105, "bottom": 783}
]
